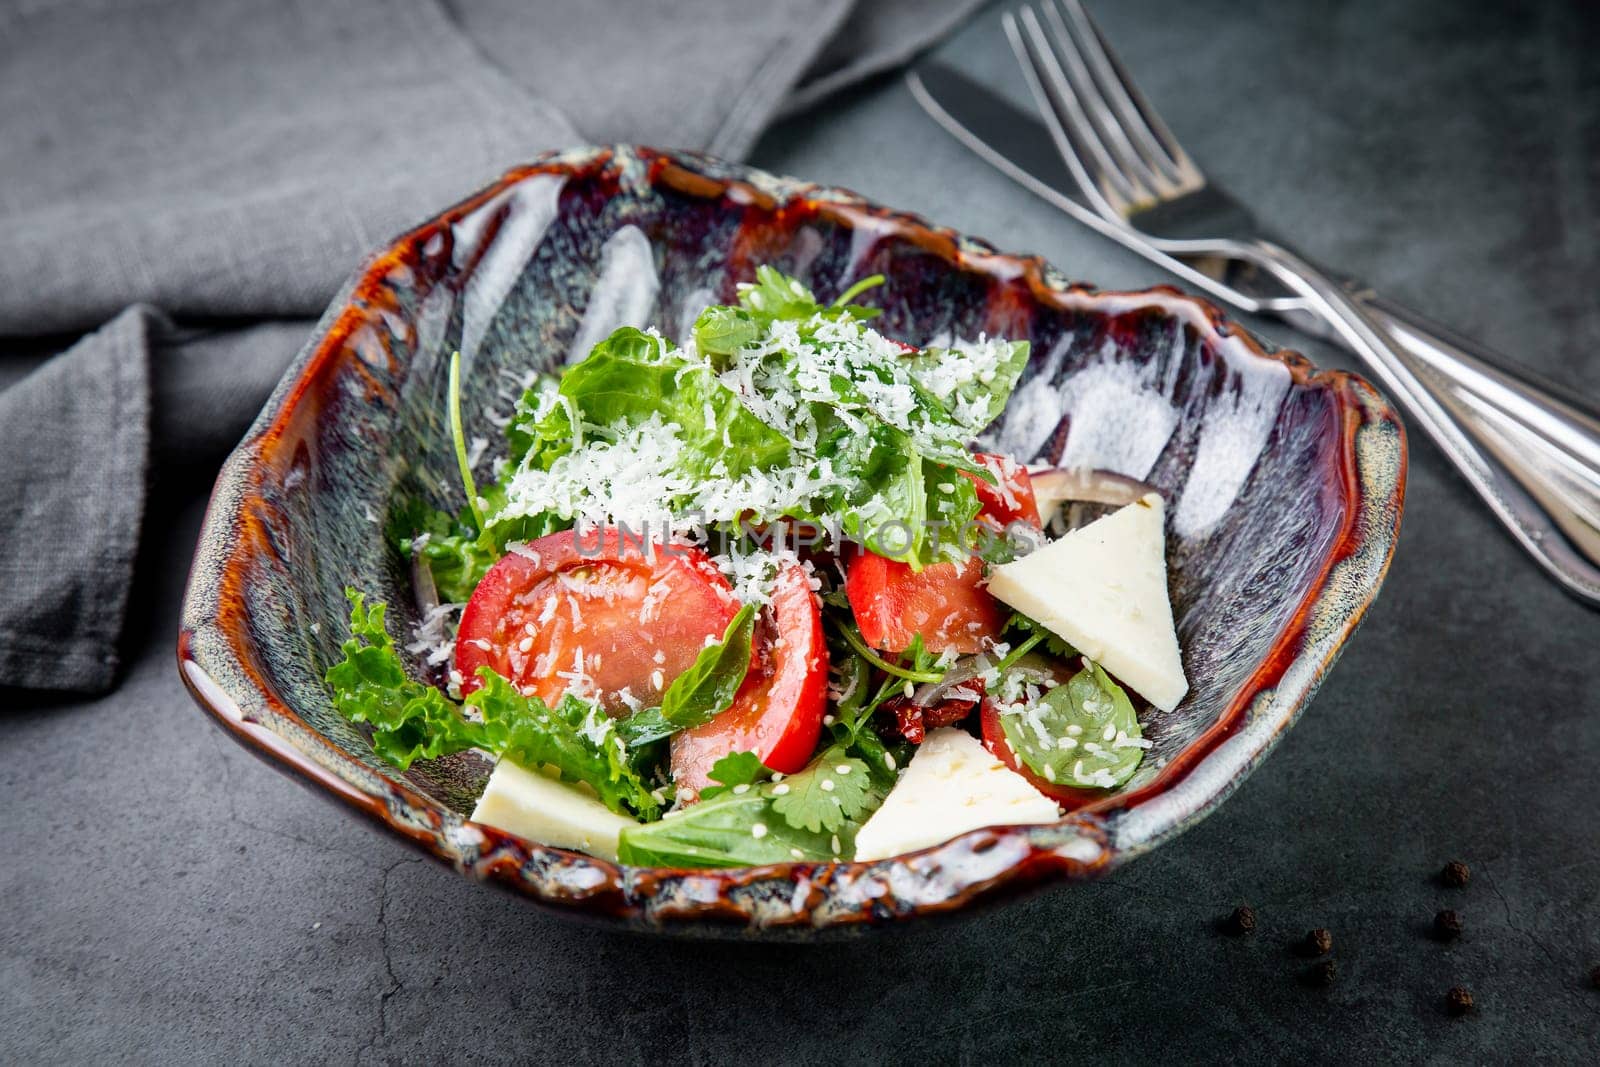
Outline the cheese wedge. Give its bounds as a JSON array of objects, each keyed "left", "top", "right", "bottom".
[
  {"left": 853, "top": 728, "right": 1060, "bottom": 861},
  {"left": 470, "top": 759, "right": 639, "bottom": 862},
  {"left": 986, "top": 492, "right": 1188, "bottom": 712}
]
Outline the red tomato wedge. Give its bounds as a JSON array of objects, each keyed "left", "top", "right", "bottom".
[
  {"left": 979, "top": 698, "right": 1101, "bottom": 811},
  {"left": 455, "top": 529, "right": 742, "bottom": 715},
  {"left": 963, "top": 452, "right": 1041, "bottom": 528},
  {"left": 844, "top": 453, "right": 1039, "bottom": 655},
  {"left": 670, "top": 562, "right": 828, "bottom": 798}
]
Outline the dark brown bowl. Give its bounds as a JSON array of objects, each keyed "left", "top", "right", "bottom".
[{"left": 178, "top": 146, "right": 1405, "bottom": 936}]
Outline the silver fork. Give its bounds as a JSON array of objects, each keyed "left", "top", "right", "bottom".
[{"left": 1008, "top": 0, "right": 1600, "bottom": 606}]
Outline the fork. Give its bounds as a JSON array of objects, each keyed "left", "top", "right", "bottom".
[{"left": 1007, "top": 0, "right": 1600, "bottom": 606}]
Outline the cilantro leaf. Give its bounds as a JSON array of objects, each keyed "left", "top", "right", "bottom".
[
  {"left": 614, "top": 748, "right": 884, "bottom": 867},
  {"left": 698, "top": 750, "right": 769, "bottom": 801},
  {"left": 659, "top": 604, "right": 757, "bottom": 728},
  {"left": 768, "top": 747, "right": 880, "bottom": 834},
  {"left": 998, "top": 661, "right": 1145, "bottom": 790}
]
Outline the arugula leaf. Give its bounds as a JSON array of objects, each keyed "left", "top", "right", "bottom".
[
  {"left": 998, "top": 661, "right": 1145, "bottom": 790},
  {"left": 698, "top": 750, "right": 769, "bottom": 801},
  {"left": 769, "top": 747, "right": 879, "bottom": 834},
  {"left": 904, "top": 339, "right": 1031, "bottom": 435},
  {"left": 324, "top": 590, "right": 660, "bottom": 819},
  {"left": 659, "top": 604, "right": 757, "bottom": 728}
]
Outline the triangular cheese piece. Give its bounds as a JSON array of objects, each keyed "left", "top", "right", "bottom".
[
  {"left": 987, "top": 492, "right": 1188, "bottom": 711},
  {"left": 471, "top": 759, "right": 638, "bottom": 862},
  {"left": 853, "top": 728, "right": 1059, "bottom": 861}
]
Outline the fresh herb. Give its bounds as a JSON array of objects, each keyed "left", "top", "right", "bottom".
[
  {"left": 903, "top": 337, "right": 1030, "bottom": 436},
  {"left": 659, "top": 605, "right": 757, "bottom": 728},
  {"left": 615, "top": 707, "right": 674, "bottom": 748},
  {"left": 698, "top": 750, "right": 769, "bottom": 801},
  {"left": 831, "top": 273, "right": 886, "bottom": 308},
  {"left": 1006, "top": 611, "right": 1075, "bottom": 659},
  {"left": 691, "top": 306, "right": 759, "bottom": 366},
  {"left": 838, "top": 623, "right": 945, "bottom": 684},
  {"left": 325, "top": 591, "right": 660, "bottom": 820},
  {"left": 615, "top": 788, "right": 835, "bottom": 868},
  {"left": 556, "top": 326, "right": 791, "bottom": 478},
  {"left": 998, "top": 660, "right": 1145, "bottom": 790},
  {"left": 614, "top": 746, "right": 885, "bottom": 868},
  {"left": 448, "top": 350, "right": 486, "bottom": 532},
  {"left": 769, "top": 747, "right": 876, "bottom": 834}
]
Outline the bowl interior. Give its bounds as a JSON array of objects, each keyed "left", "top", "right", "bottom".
[{"left": 181, "top": 146, "right": 1402, "bottom": 930}]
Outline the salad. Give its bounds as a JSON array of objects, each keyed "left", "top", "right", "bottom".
[{"left": 326, "top": 268, "right": 1188, "bottom": 867}]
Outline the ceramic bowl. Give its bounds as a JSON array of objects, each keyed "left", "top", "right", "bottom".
[{"left": 179, "top": 145, "right": 1405, "bottom": 936}]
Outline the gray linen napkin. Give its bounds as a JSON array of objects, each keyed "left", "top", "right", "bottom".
[{"left": 0, "top": 0, "right": 980, "bottom": 693}]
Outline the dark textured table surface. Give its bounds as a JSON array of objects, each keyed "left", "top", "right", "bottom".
[{"left": 4, "top": 1, "right": 1598, "bottom": 1062}]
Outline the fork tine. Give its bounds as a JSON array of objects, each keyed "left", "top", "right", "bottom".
[
  {"left": 1036, "top": 0, "right": 1173, "bottom": 198},
  {"left": 1057, "top": 0, "right": 1202, "bottom": 186},
  {"left": 1009, "top": 4, "right": 1141, "bottom": 216}
]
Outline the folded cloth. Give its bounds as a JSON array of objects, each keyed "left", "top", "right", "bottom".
[{"left": 0, "top": 0, "right": 981, "bottom": 692}]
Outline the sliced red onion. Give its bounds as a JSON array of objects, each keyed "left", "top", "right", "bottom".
[
  {"left": 910, "top": 655, "right": 987, "bottom": 706},
  {"left": 1027, "top": 467, "right": 1160, "bottom": 530}
]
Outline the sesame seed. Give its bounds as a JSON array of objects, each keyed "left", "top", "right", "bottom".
[
  {"left": 751, "top": 823, "right": 768, "bottom": 839},
  {"left": 790, "top": 848, "right": 803, "bottom": 859},
  {"left": 883, "top": 752, "right": 896, "bottom": 770},
  {"left": 903, "top": 681, "right": 915, "bottom": 698},
  {"left": 732, "top": 784, "right": 750, "bottom": 795},
  {"left": 835, "top": 764, "right": 852, "bottom": 775},
  {"left": 831, "top": 834, "right": 841, "bottom": 854},
  {"left": 771, "top": 783, "right": 790, "bottom": 796},
  {"left": 1102, "top": 724, "right": 1116, "bottom": 741},
  {"left": 1066, "top": 724, "right": 1082, "bottom": 736},
  {"left": 821, "top": 780, "right": 836, "bottom": 792}
]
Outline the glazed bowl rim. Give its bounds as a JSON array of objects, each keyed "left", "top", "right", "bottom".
[{"left": 178, "top": 145, "right": 1405, "bottom": 933}]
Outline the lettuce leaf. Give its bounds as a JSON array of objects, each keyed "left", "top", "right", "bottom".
[{"left": 325, "top": 590, "right": 660, "bottom": 820}]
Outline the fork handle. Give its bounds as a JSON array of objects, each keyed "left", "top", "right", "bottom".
[{"left": 1251, "top": 242, "right": 1600, "bottom": 606}]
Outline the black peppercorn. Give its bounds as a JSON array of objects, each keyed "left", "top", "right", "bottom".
[
  {"left": 1299, "top": 928, "right": 1333, "bottom": 957},
  {"left": 1433, "top": 909, "right": 1464, "bottom": 941},
  {"left": 1446, "top": 986, "right": 1473, "bottom": 1015},
  {"left": 1441, "top": 860, "right": 1471, "bottom": 888},
  {"left": 1223, "top": 905, "right": 1256, "bottom": 935}
]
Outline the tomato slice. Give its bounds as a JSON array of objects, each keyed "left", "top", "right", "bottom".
[
  {"left": 455, "top": 529, "right": 742, "bottom": 714},
  {"left": 845, "top": 552, "right": 1006, "bottom": 655},
  {"left": 844, "top": 453, "right": 1039, "bottom": 654},
  {"left": 979, "top": 698, "right": 1102, "bottom": 811},
  {"left": 963, "top": 452, "right": 1041, "bottom": 528},
  {"left": 670, "top": 562, "right": 828, "bottom": 798}
]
